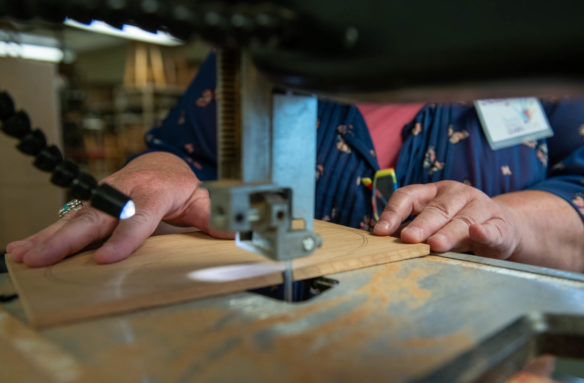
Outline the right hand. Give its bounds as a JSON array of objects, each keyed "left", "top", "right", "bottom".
[{"left": 6, "top": 152, "right": 232, "bottom": 267}]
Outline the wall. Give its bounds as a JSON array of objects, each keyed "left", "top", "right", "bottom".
[{"left": 0, "top": 58, "right": 64, "bottom": 249}]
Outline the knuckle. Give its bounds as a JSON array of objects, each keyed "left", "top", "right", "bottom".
[
  {"left": 424, "top": 201, "right": 453, "bottom": 219},
  {"left": 105, "top": 170, "right": 160, "bottom": 193},
  {"left": 437, "top": 180, "right": 456, "bottom": 188},
  {"left": 436, "top": 180, "right": 462, "bottom": 191},
  {"left": 452, "top": 215, "right": 477, "bottom": 227},
  {"left": 490, "top": 218, "right": 507, "bottom": 243},
  {"left": 392, "top": 187, "right": 414, "bottom": 200},
  {"left": 437, "top": 180, "right": 479, "bottom": 198}
]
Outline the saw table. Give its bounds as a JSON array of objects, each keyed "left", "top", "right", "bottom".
[
  {"left": 1, "top": 252, "right": 583, "bottom": 383},
  {"left": 1, "top": 2, "right": 583, "bottom": 381}
]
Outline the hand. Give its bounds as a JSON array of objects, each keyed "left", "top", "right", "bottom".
[
  {"left": 373, "top": 180, "right": 522, "bottom": 259},
  {"left": 7, "top": 152, "right": 232, "bottom": 267}
]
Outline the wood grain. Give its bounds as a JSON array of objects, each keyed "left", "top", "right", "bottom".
[{"left": 7, "top": 220, "right": 429, "bottom": 328}]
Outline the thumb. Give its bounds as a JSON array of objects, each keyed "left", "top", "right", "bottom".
[
  {"left": 169, "top": 187, "right": 235, "bottom": 239},
  {"left": 469, "top": 219, "right": 514, "bottom": 259}
]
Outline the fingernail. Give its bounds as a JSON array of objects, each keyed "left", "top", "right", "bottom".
[
  {"left": 375, "top": 221, "right": 390, "bottom": 232},
  {"left": 402, "top": 227, "right": 422, "bottom": 241}
]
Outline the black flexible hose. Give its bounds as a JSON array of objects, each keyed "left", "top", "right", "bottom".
[{"left": 0, "top": 90, "right": 134, "bottom": 219}]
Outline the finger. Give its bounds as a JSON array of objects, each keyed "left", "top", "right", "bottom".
[
  {"left": 93, "top": 209, "right": 162, "bottom": 264},
  {"left": 6, "top": 240, "right": 33, "bottom": 262},
  {"left": 426, "top": 220, "right": 473, "bottom": 253},
  {"left": 468, "top": 218, "right": 515, "bottom": 259},
  {"left": 383, "top": 221, "right": 410, "bottom": 239},
  {"left": 6, "top": 218, "right": 70, "bottom": 262},
  {"left": 94, "top": 180, "right": 217, "bottom": 263},
  {"left": 206, "top": 227, "right": 236, "bottom": 240},
  {"left": 93, "top": 188, "right": 234, "bottom": 263},
  {"left": 425, "top": 201, "right": 490, "bottom": 252},
  {"left": 22, "top": 209, "right": 116, "bottom": 267},
  {"left": 399, "top": 187, "right": 474, "bottom": 244},
  {"left": 373, "top": 184, "right": 438, "bottom": 236},
  {"left": 469, "top": 222, "right": 498, "bottom": 246},
  {"left": 169, "top": 187, "right": 234, "bottom": 239}
]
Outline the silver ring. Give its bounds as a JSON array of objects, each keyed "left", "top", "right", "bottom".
[{"left": 58, "top": 199, "right": 87, "bottom": 219}]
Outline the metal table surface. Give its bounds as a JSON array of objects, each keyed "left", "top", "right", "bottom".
[{"left": 2, "top": 254, "right": 584, "bottom": 382}]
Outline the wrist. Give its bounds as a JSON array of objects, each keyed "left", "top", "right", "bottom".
[{"left": 493, "top": 190, "right": 584, "bottom": 271}]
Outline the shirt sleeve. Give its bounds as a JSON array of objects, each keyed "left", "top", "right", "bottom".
[
  {"left": 131, "top": 51, "right": 219, "bottom": 181},
  {"left": 527, "top": 99, "right": 584, "bottom": 222}
]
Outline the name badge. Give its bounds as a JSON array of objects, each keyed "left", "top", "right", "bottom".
[{"left": 474, "top": 97, "right": 553, "bottom": 150}]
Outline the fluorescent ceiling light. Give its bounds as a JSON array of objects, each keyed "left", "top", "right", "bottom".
[
  {"left": 0, "top": 41, "right": 64, "bottom": 62},
  {"left": 64, "top": 19, "right": 183, "bottom": 46}
]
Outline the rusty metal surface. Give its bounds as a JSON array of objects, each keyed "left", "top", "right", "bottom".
[{"left": 2, "top": 255, "right": 584, "bottom": 382}]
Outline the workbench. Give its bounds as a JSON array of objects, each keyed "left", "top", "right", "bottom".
[{"left": 2, "top": 253, "right": 583, "bottom": 382}]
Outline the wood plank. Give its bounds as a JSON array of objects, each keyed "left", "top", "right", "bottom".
[{"left": 7, "top": 220, "right": 429, "bottom": 328}]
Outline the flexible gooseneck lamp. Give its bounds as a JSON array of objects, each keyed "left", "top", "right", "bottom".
[{"left": 0, "top": 91, "right": 135, "bottom": 220}]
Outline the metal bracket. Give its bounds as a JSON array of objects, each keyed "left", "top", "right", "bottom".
[{"left": 204, "top": 50, "right": 321, "bottom": 261}]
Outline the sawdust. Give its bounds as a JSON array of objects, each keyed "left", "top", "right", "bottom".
[
  {"left": 69, "top": 262, "right": 455, "bottom": 382},
  {"left": 355, "top": 262, "right": 432, "bottom": 309},
  {"left": 159, "top": 263, "right": 450, "bottom": 382},
  {"left": 187, "top": 309, "right": 473, "bottom": 383}
]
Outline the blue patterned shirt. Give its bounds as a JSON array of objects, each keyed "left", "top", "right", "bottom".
[{"left": 142, "top": 53, "right": 584, "bottom": 230}]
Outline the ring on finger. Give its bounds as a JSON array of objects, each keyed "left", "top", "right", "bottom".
[{"left": 58, "top": 199, "right": 87, "bottom": 219}]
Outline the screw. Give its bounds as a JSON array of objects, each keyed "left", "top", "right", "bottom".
[{"left": 302, "top": 237, "right": 315, "bottom": 252}]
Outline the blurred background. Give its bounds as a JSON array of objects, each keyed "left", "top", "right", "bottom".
[{"left": 0, "top": 20, "right": 211, "bottom": 247}]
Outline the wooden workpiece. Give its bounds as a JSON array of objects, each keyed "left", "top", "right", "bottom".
[{"left": 7, "top": 220, "right": 429, "bottom": 328}]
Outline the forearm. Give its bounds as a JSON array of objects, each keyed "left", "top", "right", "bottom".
[{"left": 494, "top": 190, "right": 584, "bottom": 272}]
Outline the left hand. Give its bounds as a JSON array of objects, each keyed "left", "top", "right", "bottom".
[{"left": 373, "top": 180, "right": 522, "bottom": 259}]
